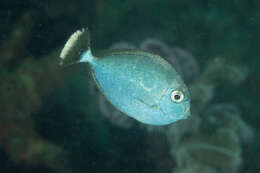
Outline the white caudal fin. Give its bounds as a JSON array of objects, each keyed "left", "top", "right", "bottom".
[{"left": 59, "top": 28, "right": 93, "bottom": 66}]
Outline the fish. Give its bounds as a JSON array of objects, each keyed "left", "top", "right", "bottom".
[{"left": 59, "top": 28, "right": 191, "bottom": 125}]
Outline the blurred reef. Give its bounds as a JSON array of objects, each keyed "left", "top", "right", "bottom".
[{"left": 0, "top": 0, "right": 259, "bottom": 173}]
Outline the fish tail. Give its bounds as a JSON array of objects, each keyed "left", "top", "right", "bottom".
[{"left": 59, "top": 28, "right": 95, "bottom": 66}]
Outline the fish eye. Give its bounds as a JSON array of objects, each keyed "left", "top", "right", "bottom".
[{"left": 170, "top": 90, "right": 184, "bottom": 103}]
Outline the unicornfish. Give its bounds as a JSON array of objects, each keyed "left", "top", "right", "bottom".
[{"left": 59, "top": 28, "right": 191, "bottom": 125}]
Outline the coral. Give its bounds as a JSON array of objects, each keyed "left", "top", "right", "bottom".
[
  {"left": 168, "top": 57, "right": 252, "bottom": 173},
  {"left": 200, "top": 57, "right": 249, "bottom": 87},
  {"left": 172, "top": 125, "right": 242, "bottom": 173},
  {"left": 202, "top": 103, "right": 254, "bottom": 144}
]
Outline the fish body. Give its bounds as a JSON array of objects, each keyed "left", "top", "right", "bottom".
[{"left": 60, "top": 28, "right": 191, "bottom": 125}]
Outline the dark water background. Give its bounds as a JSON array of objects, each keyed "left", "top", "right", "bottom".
[{"left": 0, "top": 0, "right": 259, "bottom": 173}]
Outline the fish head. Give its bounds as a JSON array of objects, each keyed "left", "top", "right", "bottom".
[{"left": 158, "top": 86, "right": 191, "bottom": 123}]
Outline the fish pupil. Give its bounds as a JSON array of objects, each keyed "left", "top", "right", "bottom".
[{"left": 174, "top": 94, "right": 180, "bottom": 100}]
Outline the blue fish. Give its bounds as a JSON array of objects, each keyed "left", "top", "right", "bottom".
[{"left": 60, "top": 28, "right": 191, "bottom": 125}]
